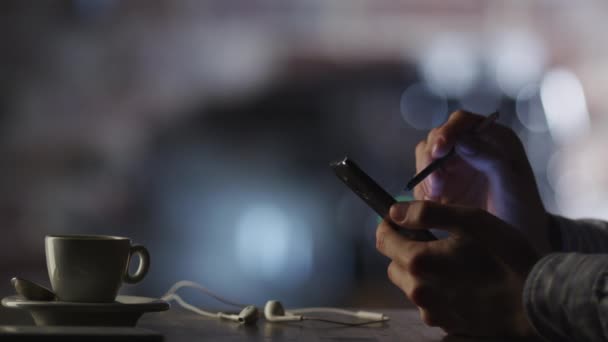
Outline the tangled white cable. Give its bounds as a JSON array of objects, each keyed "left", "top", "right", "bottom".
[
  {"left": 161, "top": 280, "right": 390, "bottom": 326},
  {"left": 161, "top": 280, "right": 258, "bottom": 325}
]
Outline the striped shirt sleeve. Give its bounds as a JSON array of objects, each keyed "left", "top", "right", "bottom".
[
  {"left": 523, "top": 215, "right": 608, "bottom": 341},
  {"left": 550, "top": 214, "right": 608, "bottom": 252}
]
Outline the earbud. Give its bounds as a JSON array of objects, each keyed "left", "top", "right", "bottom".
[
  {"left": 264, "top": 300, "right": 303, "bottom": 322},
  {"left": 162, "top": 280, "right": 389, "bottom": 327},
  {"left": 218, "top": 305, "right": 259, "bottom": 325},
  {"left": 238, "top": 305, "right": 259, "bottom": 325},
  {"left": 264, "top": 300, "right": 389, "bottom": 325}
]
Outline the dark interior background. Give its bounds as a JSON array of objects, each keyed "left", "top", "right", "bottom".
[{"left": 1, "top": 0, "right": 607, "bottom": 323}]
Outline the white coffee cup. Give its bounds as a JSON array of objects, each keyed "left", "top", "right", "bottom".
[{"left": 45, "top": 235, "right": 150, "bottom": 302}]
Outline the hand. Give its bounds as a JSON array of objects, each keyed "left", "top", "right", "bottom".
[
  {"left": 376, "top": 201, "right": 541, "bottom": 337},
  {"left": 414, "top": 110, "right": 551, "bottom": 254}
]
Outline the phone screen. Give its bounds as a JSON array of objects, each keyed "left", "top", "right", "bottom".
[{"left": 331, "top": 156, "right": 436, "bottom": 241}]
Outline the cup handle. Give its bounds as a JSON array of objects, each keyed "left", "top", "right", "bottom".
[{"left": 124, "top": 244, "right": 150, "bottom": 284}]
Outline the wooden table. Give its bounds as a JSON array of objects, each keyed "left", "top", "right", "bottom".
[
  {"left": 135, "top": 308, "right": 531, "bottom": 342},
  {"left": 0, "top": 303, "right": 535, "bottom": 341}
]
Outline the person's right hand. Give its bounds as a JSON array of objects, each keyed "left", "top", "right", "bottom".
[
  {"left": 376, "top": 201, "right": 541, "bottom": 337},
  {"left": 413, "top": 110, "right": 551, "bottom": 254}
]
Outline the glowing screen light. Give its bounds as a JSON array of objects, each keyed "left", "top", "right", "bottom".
[
  {"left": 540, "top": 68, "right": 590, "bottom": 144},
  {"left": 235, "top": 205, "right": 313, "bottom": 286}
]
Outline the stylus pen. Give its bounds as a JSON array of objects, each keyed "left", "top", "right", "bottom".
[{"left": 405, "top": 111, "right": 499, "bottom": 192}]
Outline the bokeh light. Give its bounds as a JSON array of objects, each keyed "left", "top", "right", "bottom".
[
  {"left": 236, "top": 205, "right": 291, "bottom": 280},
  {"left": 516, "top": 84, "right": 549, "bottom": 133},
  {"left": 490, "top": 30, "right": 547, "bottom": 98},
  {"left": 235, "top": 204, "right": 314, "bottom": 288},
  {"left": 541, "top": 68, "right": 590, "bottom": 144},
  {"left": 546, "top": 150, "right": 562, "bottom": 192},
  {"left": 418, "top": 34, "right": 479, "bottom": 98},
  {"left": 400, "top": 83, "right": 448, "bottom": 130},
  {"left": 459, "top": 82, "right": 502, "bottom": 115},
  {"left": 552, "top": 140, "right": 608, "bottom": 221}
]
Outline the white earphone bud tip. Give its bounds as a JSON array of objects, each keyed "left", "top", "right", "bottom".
[
  {"left": 238, "top": 305, "right": 259, "bottom": 325},
  {"left": 355, "top": 311, "right": 389, "bottom": 321}
]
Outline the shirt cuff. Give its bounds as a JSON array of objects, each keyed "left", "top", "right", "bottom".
[
  {"left": 549, "top": 214, "right": 608, "bottom": 253},
  {"left": 523, "top": 252, "right": 608, "bottom": 341}
]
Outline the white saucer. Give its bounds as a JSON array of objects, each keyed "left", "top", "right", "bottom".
[{"left": 1, "top": 295, "right": 170, "bottom": 326}]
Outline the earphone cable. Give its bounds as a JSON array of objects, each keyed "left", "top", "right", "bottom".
[
  {"left": 289, "top": 307, "right": 389, "bottom": 321},
  {"left": 161, "top": 280, "right": 390, "bottom": 326},
  {"left": 301, "top": 316, "right": 388, "bottom": 326},
  {"left": 163, "top": 293, "right": 220, "bottom": 319},
  {"left": 161, "top": 280, "right": 247, "bottom": 308},
  {"left": 290, "top": 307, "right": 373, "bottom": 317}
]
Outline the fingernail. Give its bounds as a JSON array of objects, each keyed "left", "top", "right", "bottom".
[
  {"left": 390, "top": 204, "right": 408, "bottom": 223},
  {"left": 431, "top": 137, "right": 446, "bottom": 157},
  {"left": 456, "top": 136, "right": 477, "bottom": 156}
]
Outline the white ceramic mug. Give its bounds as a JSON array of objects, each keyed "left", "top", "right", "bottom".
[{"left": 45, "top": 235, "right": 150, "bottom": 302}]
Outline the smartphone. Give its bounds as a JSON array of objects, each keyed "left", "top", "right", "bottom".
[{"left": 330, "top": 156, "right": 436, "bottom": 241}]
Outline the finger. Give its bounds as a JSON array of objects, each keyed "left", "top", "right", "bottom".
[
  {"left": 414, "top": 140, "right": 445, "bottom": 199},
  {"left": 419, "top": 308, "right": 467, "bottom": 334},
  {"left": 408, "top": 247, "right": 459, "bottom": 279},
  {"left": 455, "top": 125, "right": 526, "bottom": 179},
  {"left": 389, "top": 201, "right": 476, "bottom": 233},
  {"left": 431, "top": 110, "right": 486, "bottom": 158},
  {"left": 420, "top": 308, "right": 443, "bottom": 328},
  {"left": 419, "top": 308, "right": 456, "bottom": 329},
  {"left": 413, "top": 183, "right": 425, "bottom": 201},
  {"left": 387, "top": 261, "right": 414, "bottom": 294},
  {"left": 376, "top": 219, "right": 427, "bottom": 267},
  {"left": 389, "top": 264, "right": 460, "bottom": 331},
  {"left": 386, "top": 234, "right": 472, "bottom": 283},
  {"left": 413, "top": 140, "right": 430, "bottom": 200},
  {"left": 388, "top": 262, "right": 440, "bottom": 308},
  {"left": 425, "top": 172, "right": 445, "bottom": 200},
  {"left": 455, "top": 135, "right": 504, "bottom": 175},
  {"left": 390, "top": 201, "right": 539, "bottom": 275}
]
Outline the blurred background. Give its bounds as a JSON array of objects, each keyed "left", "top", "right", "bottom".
[{"left": 1, "top": 0, "right": 608, "bottom": 318}]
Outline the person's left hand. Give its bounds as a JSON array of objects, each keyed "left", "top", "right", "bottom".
[{"left": 376, "top": 200, "right": 541, "bottom": 337}]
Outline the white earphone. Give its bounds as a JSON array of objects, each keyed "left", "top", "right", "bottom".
[
  {"left": 161, "top": 280, "right": 389, "bottom": 326},
  {"left": 218, "top": 305, "right": 259, "bottom": 325},
  {"left": 264, "top": 300, "right": 389, "bottom": 325},
  {"left": 161, "top": 280, "right": 259, "bottom": 325},
  {"left": 264, "top": 300, "right": 303, "bottom": 322}
]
